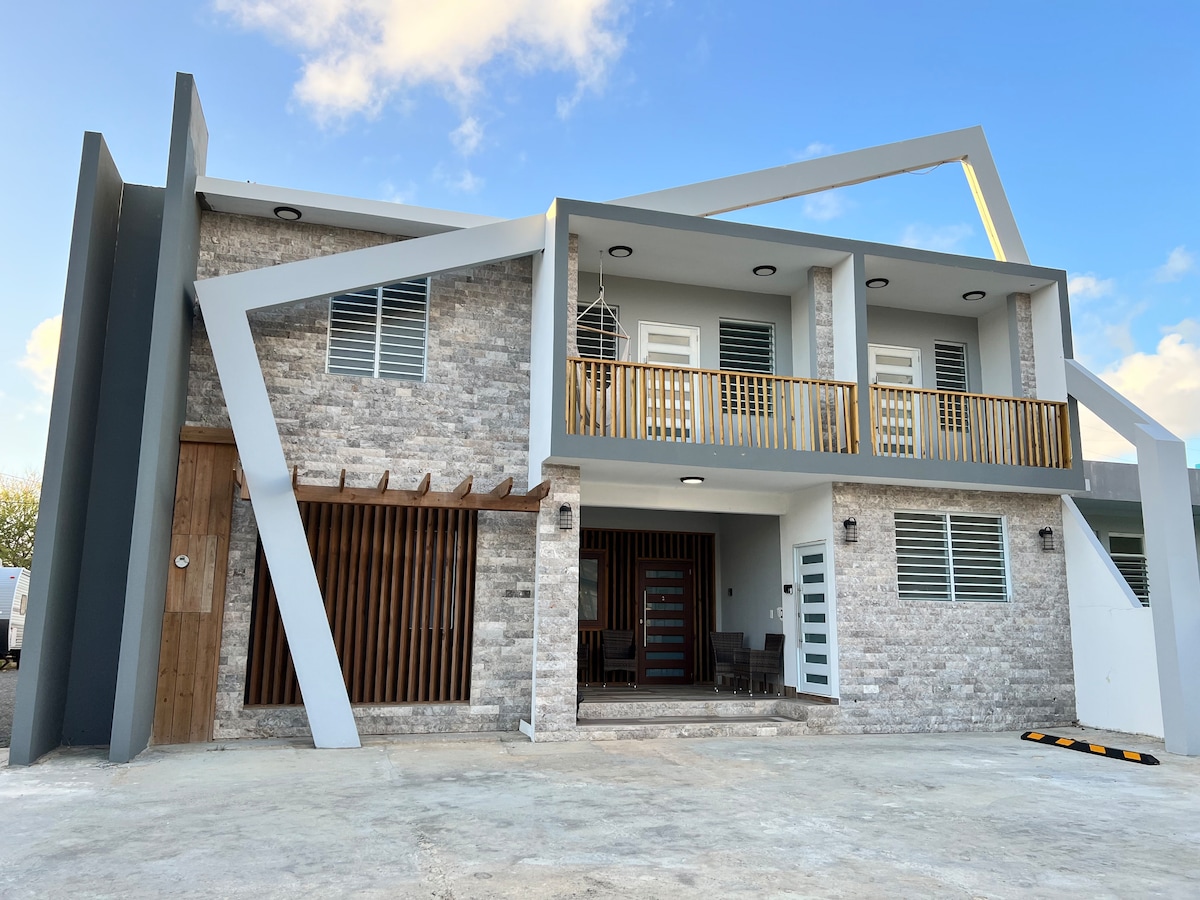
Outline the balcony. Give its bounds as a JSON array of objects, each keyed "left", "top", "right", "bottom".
[
  {"left": 565, "top": 358, "right": 1072, "bottom": 470},
  {"left": 867, "top": 385, "right": 1071, "bottom": 468},
  {"left": 566, "top": 358, "right": 858, "bottom": 452}
]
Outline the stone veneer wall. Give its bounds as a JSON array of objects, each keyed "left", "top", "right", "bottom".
[
  {"left": 190, "top": 212, "right": 541, "bottom": 739},
  {"left": 817, "top": 482, "right": 1076, "bottom": 734},
  {"left": 1012, "top": 292, "right": 1037, "bottom": 398},
  {"left": 812, "top": 266, "right": 835, "bottom": 380}
]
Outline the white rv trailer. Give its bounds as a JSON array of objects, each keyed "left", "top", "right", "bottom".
[{"left": 0, "top": 567, "right": 29, "bottom": 664}]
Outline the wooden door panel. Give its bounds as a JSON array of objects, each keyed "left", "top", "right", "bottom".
[
  {"left": 153, "top": 439, "right": 236, "bottom": 744},
  {"left": 636, "top": 560, "right": 695, "bottom": 684}
]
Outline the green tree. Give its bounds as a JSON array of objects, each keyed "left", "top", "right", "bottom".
[{"left": 0, "top": 474, "right": 40, "bottom": 569}]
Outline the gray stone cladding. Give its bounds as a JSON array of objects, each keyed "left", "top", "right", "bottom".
[
  {"left": 1012, "top": 292, "right": 1037, "bottom": 397},
  {"left": 191, "top": 212, "right": 539, "bottom": 739},
  {"left": 528, "top": 463, "right": 581, "bottom": 740},
  {"left": 812, "top": 266, "right": 834, "bottom": 380},
  {"left": 814, "top": 482, "right": 1076, "bottom": 735}
]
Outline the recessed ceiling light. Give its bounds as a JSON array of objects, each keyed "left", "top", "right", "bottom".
[
  {"left": 273, "top": 206, "right": 302, "bottom": 221},
  {"left": 962, "top": 290, "right": 987, "bottom": 301},
  {"left": 866, "top": 278, "right": 889, "bottom": 288},
  {"left": 752, "top": 265, "right": 777, "bottom": 277},
  {"left": 679, "top": 476, "right": 705, "bottom": 485},
  {"left": 608, "top": 245, "right": 632, "bottom": 258}
]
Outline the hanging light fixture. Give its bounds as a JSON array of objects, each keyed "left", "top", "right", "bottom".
[{"left": 1039, "top": 526, "right": 1055, "bottom": 551}]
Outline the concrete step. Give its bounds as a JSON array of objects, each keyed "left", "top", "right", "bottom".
[
  {"left": 575, "top": 715, "right": 809, "bottom": 740},
  {"left": 577, "top": 696, "right": 810, "bottom": 721}
]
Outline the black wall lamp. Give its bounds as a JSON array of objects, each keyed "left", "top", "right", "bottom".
[
  {"left": 1039, "top": 526, "right": 1055, "bottom": 551},
  {"left": 843, "top": 517, "right": 858, "bottom": 543},
  {"left": 559, "top": 503, "right": 574, "bottom": 531}
]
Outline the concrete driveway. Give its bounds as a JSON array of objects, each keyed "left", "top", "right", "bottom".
[{"left": 0, "top": 728, "right": 1196, "bottom": 898}]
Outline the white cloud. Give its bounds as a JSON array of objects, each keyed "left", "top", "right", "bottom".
[
  {"left": 450, "top": 116, "right": 484, "bottom": 156},
  {"left": 802, "top": 193, "right": 847, "bottom": 222},
  {"left": 216, "top": 0, "right": 626, "bottom": 122},
  {"left": 1155, "top": 245, "right": 1194, "bottom": 282},
  {"left": 434, "top": 164, "right": 484, "bottom": 193},
  {"left": 1080, "top": 322, "right": 1200, "bottom": 462},
  {"left": 898, "top": 223, "right": 974, "bottom": 254},
  {"left": 18, "top": 315, "right": 61, "bottom": 395},
  {"left": 1067, "top": 272, "right": 1115, "bottom": 300},
  {"left": 795, "top": 141, "right": 834, "bottom": 160}
]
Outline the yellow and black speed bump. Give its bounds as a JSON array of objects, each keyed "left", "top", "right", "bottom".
[{"left": 1021, "top": 731, "right": 1159, "bottom": 765}]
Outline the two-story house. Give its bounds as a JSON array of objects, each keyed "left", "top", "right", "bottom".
[{"left": 11, "top": 74, "right": 1199, "bottom": 764}]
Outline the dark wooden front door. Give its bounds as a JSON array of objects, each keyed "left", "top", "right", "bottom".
[{"left": 636, "top": 560, "right": 695, "bottom": 684}]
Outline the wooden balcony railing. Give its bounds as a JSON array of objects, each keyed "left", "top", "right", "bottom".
[
  {"left": 868, "top": 386, "right": 1072, "bottom": 468},
  {"left": 567, "top": 358, "right": 858, "bottom": 453}
]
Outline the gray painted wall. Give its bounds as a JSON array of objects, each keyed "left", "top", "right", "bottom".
[
  {"left": 9, "top": 134, "right": 125, "bottom": 765},
  {"left": 578, "top": 272, "right": 793, "bottom": 374},
  {"left": 110, "top": 74, "right": 207, "bottom": 763},
  {"left": 717, "top": 514, "right": 783, "bottom": 644},
  {"left": 866, "top": 306, "right": 983, "bottom": 391},
  {"left": 61, "top": 185, "right": 165, "bottom": 745}
]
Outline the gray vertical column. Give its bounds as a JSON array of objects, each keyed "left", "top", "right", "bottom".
[
  {"left": 9, "top": 135, "right": 125, "bottom": 765},
  {"left": 109, "top": 74, "right": 208, "bottom": 763}
]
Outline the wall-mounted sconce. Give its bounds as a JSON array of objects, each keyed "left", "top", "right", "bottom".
[
  {"left": 558, "top": 503, "right": 574, "bottom": 530},
  {"left": 843, "top": 517, "right": 858, "bottom": 543},
  {"left": 1038, "top": 526, "right": 1055, "bottom": 551}
]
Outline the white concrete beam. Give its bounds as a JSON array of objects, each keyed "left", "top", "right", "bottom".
[
  {"left": 613, "top": 126, "right": 1029, "bottom": 264},
  {"left": 195, "top": 214, "right": 547, "bottom": 749}
]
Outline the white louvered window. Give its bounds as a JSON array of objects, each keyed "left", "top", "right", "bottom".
[
  {"left": 578, "top": 304, "right": 619, "bottom": 360},
  {"left": 895, "top": 511, "right": 1009, "bottom": 602},
  {"left": 720, "top": 319, "right": 774, "bottom": 414},
  {"left": 327, "top": 279, "right": 429, "bottom": 381},
  {"left": 1109, "top": 534, "right": 1150, "bottom": 606},
  {"left": 935, "top": 341, "right": 969, "bottom": 431}
]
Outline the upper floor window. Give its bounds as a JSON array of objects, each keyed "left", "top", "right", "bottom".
[
  {"left": 327, "top": 279, "right": 429, "bottom": 381},
  {"left": 719, "top": 319, "right": 775, "bottom": 374},
  {"left": 894, "top": 511, "right": 1009, "bottom": 602},
  {"left": 1108, "top": 533, "right": 1150, "bottom": 606},
  {"left": 578, "top": 303, "right": 620, "bottom": 361}
]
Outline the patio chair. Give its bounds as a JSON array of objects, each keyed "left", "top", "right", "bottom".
[
  {"left": 600, "top": 629, "right": 637, "bottom": 688},
  {"left": 736, "top": 632, "right": 785, "bottom": 696},
  {"left": 709, "top": 631, "right": 744, "bottom": 692}
]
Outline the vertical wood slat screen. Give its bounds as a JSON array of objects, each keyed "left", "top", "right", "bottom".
[
  {"left": 578, "top": 529, "right": 716, "bottom": 683},
  {"left": 246, "top": 502, "right": 477, "bottom": 706},
  {"left": 567, "top": 358, "right": 859, "bottom": 453}
]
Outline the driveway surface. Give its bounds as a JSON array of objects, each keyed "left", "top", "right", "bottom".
[{"left": 0, "top": 727, "right": 1196, "bottom": 898}]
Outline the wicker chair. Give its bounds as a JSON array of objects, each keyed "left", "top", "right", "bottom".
[
  {"left": 710, "top": 631, "right": 744, "bottom": 692},
  {"left": 736, "top": 632, "right": 785, "bottom": 696},
  {"left": 600, "top": 629, "right": 637, "bottom": 687}
]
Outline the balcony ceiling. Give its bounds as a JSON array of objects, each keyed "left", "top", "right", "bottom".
[{"left": 571, "top": 213, "right": 1059, "bottom": 317}]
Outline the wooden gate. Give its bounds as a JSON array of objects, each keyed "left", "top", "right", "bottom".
[{"left": 152, "top": 433, "right": 237, "bottom": 744}]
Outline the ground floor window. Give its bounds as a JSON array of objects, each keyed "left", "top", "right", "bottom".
[
  {"left": 894, "top": 511, "right": 1009, "bottom": 602},
  {"left": 245, "top": 503, "right": 477, "bottom": 705}
]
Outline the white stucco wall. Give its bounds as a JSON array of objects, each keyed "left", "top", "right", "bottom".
[{"left": 1062, "top": 496, "right": 1163, "bottom": 737}]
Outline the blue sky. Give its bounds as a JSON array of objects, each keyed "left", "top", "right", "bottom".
[{"left": 2, "top": 0, "right": 1197, "bottom": 475}]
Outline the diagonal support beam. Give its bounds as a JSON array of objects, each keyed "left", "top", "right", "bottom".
[
  {"left": 613, "top": 126, "right": 1028, "bottom": 264},
  {"left": 194, "top": 214, "right": 547, "bottom": 749}
]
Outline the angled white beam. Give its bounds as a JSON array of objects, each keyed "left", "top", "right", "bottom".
[
  {"left": 1066, "top": 359, "right": 1200, "bottom": 755},
  {"left": 614, "top": 126, "right": 1029, "bottom": 264},
  {"left": 194, "top": 214, "right": 546, "bottom": 748},
  {"left": 197, "top": 176, "right": 503, "bottom": 237}
]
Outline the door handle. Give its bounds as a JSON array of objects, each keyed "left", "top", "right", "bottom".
[{"left": 643, "top": 590, "right": 648, "bottom": 646}]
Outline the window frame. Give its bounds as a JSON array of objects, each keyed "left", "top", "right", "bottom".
[
  {"left": 1107, "top": 532, "right": 1150, "bottom": 606},
  {"left": 578, "top": 548, "right": 609, "bottom": 630},
  {"left": 326, "top": 278, "right": 430, "bottom": 382},
  {"left": 893, "top": 510, "right": 1011, "bottom": 603}
]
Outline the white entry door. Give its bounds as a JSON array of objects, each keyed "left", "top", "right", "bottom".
[
  {"left": 638, "top": 322, "right": 700, "bottom": 440},
  {"left": 795, "top": 541, "right": 835, "bottom": 697},
  {"left": 868, "top": 344, "right": 922, "bottom": 457}
]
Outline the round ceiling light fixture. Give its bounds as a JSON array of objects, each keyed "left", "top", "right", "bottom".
[
  {"left": 752, "top": 265, "right": 777, "bottom": 277},
  {"left": 866, "top": 277, "right": 890, "bottom": 288},
  {"left": 679, "top": 476, "right": 705, "bottom": 485},
  {"left": 962, "top": 290, "right": 987, "bottom": 301},
  {"left": 273, "top": 206, "right": 302, "bottom": 221},
  {"left": 607, "top": 245, "right": 633, "bottom": 258}
]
